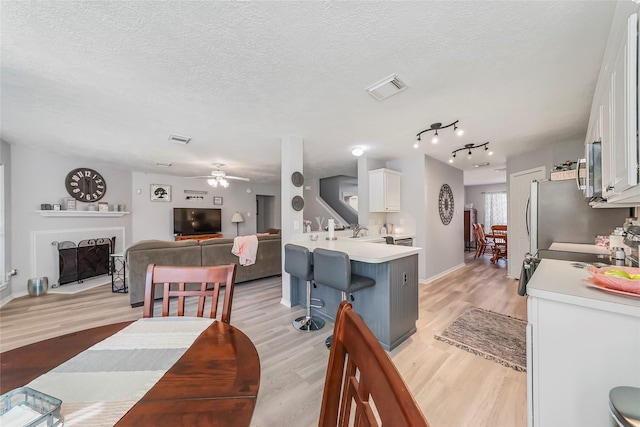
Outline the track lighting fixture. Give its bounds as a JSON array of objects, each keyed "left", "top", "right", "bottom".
[
  {"left": 414, "top": 120, "right": 463, "bottom": 148},
  {"left": 448, "top": 142, "right": 491, "bottom": 163}
]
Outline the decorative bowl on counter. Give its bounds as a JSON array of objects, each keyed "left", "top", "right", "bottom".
[{"left": 584, "top": 265, "right": 640, "bottom": 296}]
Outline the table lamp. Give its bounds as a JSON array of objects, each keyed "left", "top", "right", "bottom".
[{"left": 231, "top": 212, "right": 244, "bottom": 236}]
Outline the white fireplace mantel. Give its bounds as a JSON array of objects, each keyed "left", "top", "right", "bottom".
[{"left": 36, "top": 210, "right": 130, "bottom": 218}]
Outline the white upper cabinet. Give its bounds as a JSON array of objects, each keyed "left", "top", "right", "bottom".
[
  {"left": 592, "top": 9, "right": 639, "bottom": 203},
  {"left": 609, "top": 14, "right": 638, "bottom": 195},
  {"left": 369, "top": 168, "right": 401, "bottom": 212}
]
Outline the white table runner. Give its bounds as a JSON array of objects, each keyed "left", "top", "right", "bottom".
[{"left": 27, "top": 317, "right": 215, "bottom": 426}]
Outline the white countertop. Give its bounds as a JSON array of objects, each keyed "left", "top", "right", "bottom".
[
  {"left": 548, "top": 242, "right": 610, "bottom": 255},
  {"left": 527, "top": 259, "right": 640, "bottom": 317},
  {"left": 290, "top": 236, "right": 421, "bottom": 263}
]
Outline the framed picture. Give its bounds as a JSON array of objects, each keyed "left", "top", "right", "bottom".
[
  {"left": 213, "top": 196, "right": 223, "bottom": 205},
  {"left": 151, "top": 184, "right": 171, "bottom": 202},
  {"left": 53, "top": 204, "right": 61, "bottom": 211},
  {"left": 98, "top": 202, "right": 109, "bottom": 212}
]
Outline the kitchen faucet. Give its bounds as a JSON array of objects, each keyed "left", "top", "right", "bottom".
[{"left": 351, "top": 224, "right": 368, "bottom": 238}]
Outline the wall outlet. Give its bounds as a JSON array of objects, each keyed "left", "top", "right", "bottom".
[{"left": 403, "top": 272, "right": 408, "bottom": 284}]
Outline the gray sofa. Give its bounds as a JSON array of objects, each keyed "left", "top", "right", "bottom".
[{"left": 125, "top": 235, "right": 282, "bottom": 307}]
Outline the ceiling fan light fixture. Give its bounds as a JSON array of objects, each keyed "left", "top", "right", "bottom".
[{"left": 207, "top": 178, "right": 218, "bottom": 187}]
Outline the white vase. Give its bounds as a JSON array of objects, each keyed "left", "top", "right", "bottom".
[{"left": 305, "top": 225, "right": 311, "bottom": 233}]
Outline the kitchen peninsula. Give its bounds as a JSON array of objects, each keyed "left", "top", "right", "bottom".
[
  {"left": 290, "top": 236, "right": 421, "bottom": 350},
  {"left": 526, "top": 259, "right": 640, "bottom": 427}
]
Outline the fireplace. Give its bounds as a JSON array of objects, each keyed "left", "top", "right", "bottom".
[{"left": 57, "top": 237, "right": 115, "bottom": 285}]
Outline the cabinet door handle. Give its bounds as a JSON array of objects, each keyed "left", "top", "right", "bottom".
[{"left": 606, "top": 185, "right": 615, "bottom": 192}]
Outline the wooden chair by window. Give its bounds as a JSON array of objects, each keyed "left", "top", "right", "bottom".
[
  {"left": 473, "top": 223, "right": 491, "bottom": 259},
  {"left": 143, "top": 263, "right": 237, "bottom": 323},
  {"left": 318, "top": 301, "right": 430, "bottom": 427},
  {"left": 490, "top": 225, "right": 508, "bottom": 263}
]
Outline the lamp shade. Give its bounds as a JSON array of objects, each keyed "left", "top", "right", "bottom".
[{"left": 231, "top": 212, "right": 244, "bottom": 223}]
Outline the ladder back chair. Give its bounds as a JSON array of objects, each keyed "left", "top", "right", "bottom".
[
  {"left": 319, "top": 301, "right": 430, "bottom": 427},
  {"left": 490, "top": 225, "right": 508, "bottom": 263},
  {"left": 473, "top": 223, "right": 491, "bottom": 258},
  {"left": 143, "top": 263, "right": 237, "bottom": 323}
]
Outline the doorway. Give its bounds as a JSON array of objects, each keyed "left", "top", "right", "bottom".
[{"left": 256, "top": 195, "right": 276, "bottom": 233}]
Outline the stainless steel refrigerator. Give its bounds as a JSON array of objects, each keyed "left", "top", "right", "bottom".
[{"left": 529, "top": 179, "right": 630, "bottom": 256}]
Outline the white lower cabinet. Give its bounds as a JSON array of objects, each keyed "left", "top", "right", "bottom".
[{"left": 527, "top": 296, "right": 640, "bottom": 427}]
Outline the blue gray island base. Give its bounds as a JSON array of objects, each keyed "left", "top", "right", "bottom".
[{"left": 292, "top": 253, "right": 419, "bottom": 350}]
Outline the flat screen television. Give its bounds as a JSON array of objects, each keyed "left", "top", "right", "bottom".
[{"left": 173, "top": 208, "right": 222, "bottom": 235}]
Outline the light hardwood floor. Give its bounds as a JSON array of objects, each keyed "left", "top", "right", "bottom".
[{"left": 0, "top": 253, "right": 526, "bottom": 427}]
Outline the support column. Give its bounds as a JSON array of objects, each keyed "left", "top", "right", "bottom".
[{"left": 280, "top": 135, "right": 304, "bottom": 307}]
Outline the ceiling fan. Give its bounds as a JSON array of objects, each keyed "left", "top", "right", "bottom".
[{"left": 186, "top": 163, "right": 250, "bottom": 188}]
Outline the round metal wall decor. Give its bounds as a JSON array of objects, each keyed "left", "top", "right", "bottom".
[
  {"left": 291, "top": 195, "right": 305, "bottom": 211},
  {"left": 291, "top": 171, "right": 304, "bottom": 187},
  {"left": 438, "top": 184, "right": 454, "bottom": 225}
]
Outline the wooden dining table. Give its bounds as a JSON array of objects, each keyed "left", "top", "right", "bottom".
[{"left": 1, "top": 320, "right": 261, "bottom": 426}]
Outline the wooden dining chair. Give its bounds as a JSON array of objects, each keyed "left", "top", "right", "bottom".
[
  {"left": 490, "top": 225, "right": 508, "bottom": 263},
  {"left": 143, "top": 263, "right": 237, "bottom": 323},
  {"left": 473, "top": 223, "right": 490, "bottom": 259},
  {"left": 318, "top": 301, "right": 430, "bottom": 427}
]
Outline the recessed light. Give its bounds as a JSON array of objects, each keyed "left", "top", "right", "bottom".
[{"left": 351, "top": 147, "right": 364, "bottom": 157}]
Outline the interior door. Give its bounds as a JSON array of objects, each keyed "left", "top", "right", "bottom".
[{"left": 508, "top": 167, "right": 546, "bottom": 279}]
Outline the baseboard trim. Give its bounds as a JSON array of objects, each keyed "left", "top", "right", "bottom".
[{"left": 420, "top": 263, "right": 466, "bottom": 284}]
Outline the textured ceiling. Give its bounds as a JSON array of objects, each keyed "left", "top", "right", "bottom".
[{"left": 0, "top": 1, "right": 617, "bottom": 185}]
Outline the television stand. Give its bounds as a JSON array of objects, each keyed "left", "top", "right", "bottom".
[{"left": 175, "top": 234, "right": 223, "bottom": 242}]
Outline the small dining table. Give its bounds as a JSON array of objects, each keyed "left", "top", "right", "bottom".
[{"left": 1, "top": 320, "right": 260, "bottom": 426}]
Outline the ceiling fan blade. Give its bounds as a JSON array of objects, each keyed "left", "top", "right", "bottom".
[
  {"left": 226, "top": 175, "right": 250, "bottom": 181},
  {"left": 184, "top": 175, "right": 216, "bottom": 179}
]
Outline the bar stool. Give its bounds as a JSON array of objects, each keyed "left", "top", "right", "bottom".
[
  {"left": 312, "top": 248, "right": 375, "bottom": 348},
  {"left": 284, "top": 244, "right": 325, "bottom": 332},
  {"left": 609, "top": 386, "right": 640, "bottom": 426}
]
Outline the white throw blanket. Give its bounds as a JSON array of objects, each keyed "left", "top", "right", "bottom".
[{"left": 232, "top": 235, "right": 259, "bottom": 266}]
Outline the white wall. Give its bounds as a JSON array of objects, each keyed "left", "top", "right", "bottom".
[
  {"left": 0, "top": 140, "right": 11, "bottom": 302},
  {"left": 423, "top": 156, "right": 465, "bottom": 280},
  {"left": 131, "top": 172, "right": 280, "bottom": 242},
  {"left": 9, "top": 145, "right": 133, "bottom": 296}
]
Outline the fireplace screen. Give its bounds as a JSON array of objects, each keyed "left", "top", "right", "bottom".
[{"left": 57, "top": 237, "right": 114, "bottom": 285}]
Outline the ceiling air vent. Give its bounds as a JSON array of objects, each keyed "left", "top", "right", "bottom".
[
  {"left": 366, "top": 74, "right": 407, "bottom": 101},
  {"left": 169, "top": 134, "right": 191, "bottom": 145}
]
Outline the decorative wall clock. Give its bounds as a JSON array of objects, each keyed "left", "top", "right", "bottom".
[
  {"left": 438, "top": 184, "right": 454, "bottom": 225},
  {"left": 65, "top": 168, "right": 107, "bottom": 202}
]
